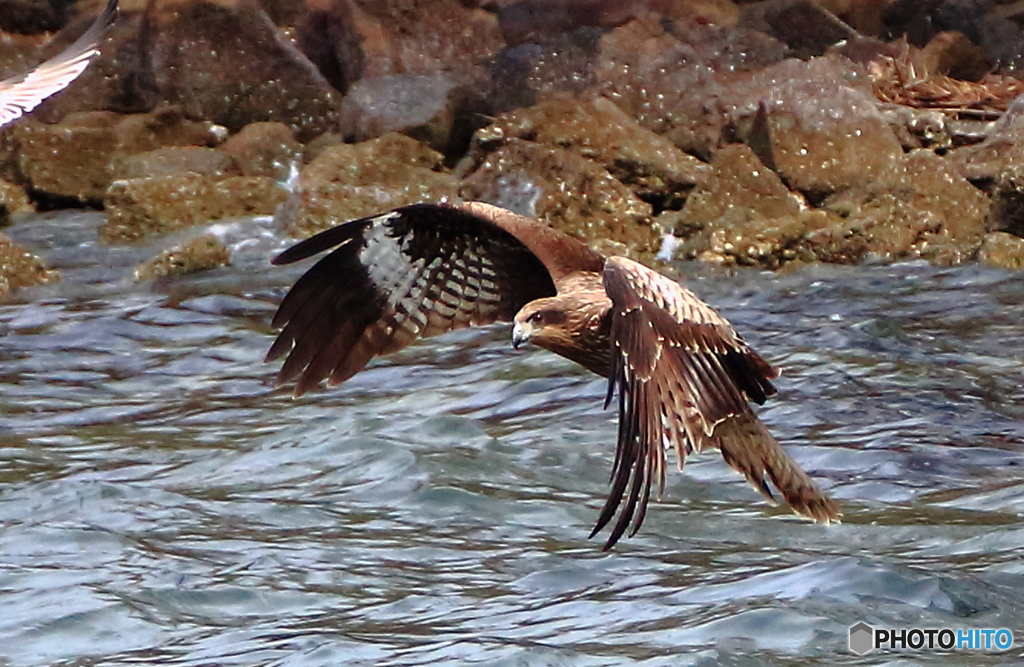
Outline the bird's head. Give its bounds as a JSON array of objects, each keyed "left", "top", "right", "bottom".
[{"left": 512, "top": 299, "right": 569, "bottom": 350}]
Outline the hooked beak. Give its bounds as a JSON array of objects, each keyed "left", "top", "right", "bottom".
[{"left": 511, "top": 321, "right": 531, "bottom": 350}]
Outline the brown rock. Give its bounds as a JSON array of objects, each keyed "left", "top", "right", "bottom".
[
  {"left": 133, "top": 234, "right": 231, "bottom": 280},
  {"left": 822, "top": 149, "right": 991, "bottom": 264},
  {"left": 472, "top": 94, "right": 708, "bottom": 211},
  {"left": 0, "top": 0, "right": 66, "bottom": 33},
  {"left": 977, "top": 231, "right": 1024, "bottom": 270},
  {"left": 752, "top": 58, "right": 904, "bottom": 197},
  {"left": 36, "top": 0, "right": 341, "bottom": 142},
  {"left": 595, "top": 14, "right": 719, "bottom": 156},
  {"left": 459, "top": 138, "right": 658, "bottom": 260},
  {"left": 672, "top": 143, "right": 819, "bottom": 266},
  {"left": 112, "top": 107, "right": 228, "bottom": 155},
  {"left": 338, "top": 72, "right": 487, "bottom": 157},
  {"left": 679, "top": 143, "right": 800, "bottom": 226},
  {"left": 496, "top": 0, "right": 640, "bottom": 46},
  {"left": 0, "top": 231, "right": 59, "bottom": 296},
  {"left": 956, "top": 96, "right": 1024, "bottom": 238},
  {"left": 813, "top": 0, "right": 892, "bottom": 36},
  {"left": 0, "top": 179, "right": 32, "bottom": 225},
  {"left": 285, "top": 132, "right": 458, "bottom": 237},
  {"left": 654, "top": 0, "right": 740, "bottom": 28},
  {"left": 102, "top": 173, "right": 287, "bottom": 243},
  {"left": 595, "top": 14, "right": 786, "bottom": 159},
  {"left": 295, "top": 0, "right": 503, "bottom": 93},
  {"left": 739, "top": 0, "right": 857, "bottom": 57},
  {"left": 673, "top": 144, "right": 989, "bottom": 267},
  {"left": 12, "top": 116, "right": 118, "bottom": 203},
  {"left": 111, "top": 146, "right": 230, "bottom": 180},
  {"left": 955, "top": 96, "right": 1024, "bottom": 183},
  {"left": 220, "top": 122, "right": 302, "bottom": 180},
  {"left": 491, "top": 26, "right": 602, "bottom": 113},
  {"left": 920, "top": 30, "right": 992, "bottom": 81}
]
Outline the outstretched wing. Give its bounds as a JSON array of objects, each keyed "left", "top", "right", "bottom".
[
  {"left": 0, "top": 0, "right": 118, "bottom": 128},
  {"left": 593, "top": 256, "right": 837, "bottom": 549},
  {"left": 267, "top": 203, "right": 565, "bottom": 395}
]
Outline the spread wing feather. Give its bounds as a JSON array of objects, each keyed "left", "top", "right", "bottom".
[
  {"left": 594, "top": 256, "right": 837, "bottom": 549},
  {"left": 267, "top": 203, "right": 560, "bottom": 395},
  {"left": 0, "top": 0, "right": 118, "bottom": 128}
]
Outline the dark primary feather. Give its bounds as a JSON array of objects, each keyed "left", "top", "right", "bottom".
[
  {"left": 0, "top": 0, "right": 118, "bottom": 128},
  {"left": 267, "top": 203, "right": 559, "bottom": 395}
]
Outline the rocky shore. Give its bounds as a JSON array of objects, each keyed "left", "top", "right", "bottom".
[{"left": 2, "top": 0, "right": 1024, "bottom": 294}]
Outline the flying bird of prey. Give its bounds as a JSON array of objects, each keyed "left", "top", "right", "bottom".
[
  {"left": 0, "top": 0, "right": 118, "bottom": 129},
  {"left": 267, "top": 201, "right": 839, "bottom": 548}
]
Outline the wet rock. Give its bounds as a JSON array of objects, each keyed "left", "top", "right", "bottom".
[
  {"left": 0, "top": 33, "right": 43, "bottom": 86},
  {"left": 112, "top": 107, "right": 228, "bottom": 155},
  {"left": 884, "top": 0, "right": 1024, "bottom": 71},
  {"left": 12, "top": 115, "right": 118, "bottom": 204},
  {"left": 880, "top": 106, "right": 952, "bottom": 152},
  {"left": 671, "top": 143, "right": 820, "bottom": 267},
  {"left": 496, "top": 0, "right": 639, "bottom": 46},
  {"left": 678, "top": 143, "right": 801, "bottom": 226},
  {"left": 284, "top": 132, "right": 458, "bottom": 238},
  {"left": 595, "top": 14, "right": 721, "bottom": 158},
  {"left": 338, "top": 72, "right": 488, "bottom": 157},
  {"left": 739, "top": 0, "right": 857, "bottom": 57},
  {"left": 822, "top": 149, "right": 991, "bottom": 265},
  {"left": 491, "top": 26, "right": 602, "bottom": 113},
  {"left": 674, "top": 145, "right": 990, "bottom": 267},
  {"left": 0, "top": 0, "right": 66, "bottom": 33},
  {"left": 919, "top": 30, "right": 992, "bottom": 81},
  {"left": 37, "top": 0, "right": 340, "bottom": 142},
  {"left": 460, "top": 138, "right": 658, "bottom": 260},
  {"left": 0, "top": 231, "right": 59, "bottom": 296},
  {"left": 295, "top": 0, "right": 503, "bottom": 93},
  {"left": 0, "top": 179, "right": 32, "bottom": 225},
  {"left": 595, "top": 13, "right": 790, "bottom": 159},
  {"left": 752, "top": 58, "right": 903, "bottom": 198},
  {"left": 813, "top": 0, "right": 892, "bottom": 36},
  {"left": 102, "top": 173, "right": 286, "bottom": 243},
  {"left": 665, "top": 20, "right": 787, "bottom": 72},
  {"left": 472, "top": 94, "right": 708, "bottom": 212},
  {"left": 977, "top": 231, "right": 1024, "bottom": 270},
  {"left": 658, "top": 0, "right": 741, "bottom": 28},
  {"left": 219, "top": 122, "right": 302, "bottom": 180},
  {"left": 956, "top": 95, "right": 1024, "bottom": 182},
  {"left": 956, "top": 96, "right": 1024, "bottom": 237},
  {"left": 133, "top": 234, "right": 231, "bottom": 281},
  {"left": 111, "top": 146, "right": 230, "bottom": 180}
]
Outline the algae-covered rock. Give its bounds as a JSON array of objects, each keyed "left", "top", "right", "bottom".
[
  {"left": 134, "top": 234, "right": 231, "bottom": 281},
  {"left": 0, "top": 232, "right": 59, "bottom": 296},
  {"left": 977, "top": 231, "right": 1024, "bottom": 270},
  {"left": 460, "top": 138, "right": 658, "bottom": 261},
  {"left": 284, "top": 133, "right": 458, "bottom": 238},
  {"left": 102, "top": 173, "right": 286, "bottom": 243}
]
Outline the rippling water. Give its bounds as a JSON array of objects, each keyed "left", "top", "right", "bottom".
[{"left": 1, "top": 211, "right": 1022, "bottom": 666}]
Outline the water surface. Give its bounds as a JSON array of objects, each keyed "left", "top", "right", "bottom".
[{"left": 1, "top": 211, "right": 1022, "bottom": 666}]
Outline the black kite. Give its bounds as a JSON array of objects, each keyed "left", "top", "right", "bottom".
[{"left": 267, "top": 201, "right": 839, "bottom": 548}]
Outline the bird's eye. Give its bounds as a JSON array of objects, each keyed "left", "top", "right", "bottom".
[{"left": 528, "top": 311, "right": 544, "bottom": 324}]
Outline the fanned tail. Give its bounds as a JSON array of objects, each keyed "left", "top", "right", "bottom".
[{"left": 713, "top": 414, "right": 840, "bottom": 524}]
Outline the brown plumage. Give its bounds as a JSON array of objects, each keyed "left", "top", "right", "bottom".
[
  {"left": 0, "top": 0, "right": 118, "bottom": 129},
  {"left": 268, "top": 201, "right": 840, "bottom": 548}
]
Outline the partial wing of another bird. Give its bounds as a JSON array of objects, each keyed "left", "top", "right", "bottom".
[
  {"left": 0, "top": 0, "right": 118, "bottom": 128},
  {"left": 268, "top": 203, "right": 562, "bottom": 395},
  {"left": 594, "top": 256, "right": 836, "bottom": 549}
]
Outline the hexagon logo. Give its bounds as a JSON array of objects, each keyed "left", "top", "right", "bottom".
[{"left": 849, "top": 622, "right": 874, "bottom": 655}]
